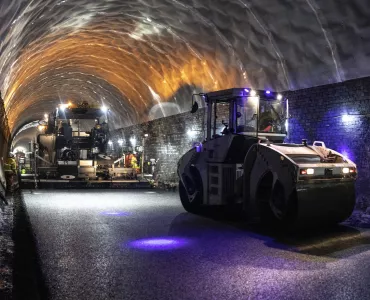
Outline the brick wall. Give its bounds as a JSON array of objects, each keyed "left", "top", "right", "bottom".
[
  {"left": 110, "top": 109, "right": 207, "bottom": 183},
  {"left": 285, "top": 76, "right": 370, "bottom": 209},
  {"left": 112, "top": 77, "right": 370, "bottom": 208},
  {"left": 110, "top": 103, "right": 230, "bottom": 184}
]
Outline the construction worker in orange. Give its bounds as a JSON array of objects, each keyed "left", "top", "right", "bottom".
[
  {"left": 4, "top": 152, "right": 17, "bottom": 192},
  {"left": 125, "top": 151, "right": 134, "bottom": 168}
]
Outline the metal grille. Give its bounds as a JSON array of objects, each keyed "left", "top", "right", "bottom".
[{"left": 222, "top": 167, "right": 234, "bottom": 196}]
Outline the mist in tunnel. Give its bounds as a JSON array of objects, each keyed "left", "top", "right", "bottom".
[{"left": 1, "top": 0, "right": 370, "bottom": 135}]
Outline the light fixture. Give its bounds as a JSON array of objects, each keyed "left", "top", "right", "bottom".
[
  {"left": 108, "top": 140, "right": 113, "bottom": 146},
  {"left": 277, "top": 94, "right": 283, "bottom": 100},
  {"left": 144, "top": 133, "right": 149, "bottom": 137},
  {"left": 307, "top": 168, "right": 314, "bottom": 175},
  {"left": 342, "top": 114, "right": 354, "bottom": 122},
  {"left": 266, "top": 90, "right": 271, "bottom": 95},
  {"left": 250, "top": 90, "right": 257, "bottom": 97},
  {"left": 187, "top": 130, "right": 196, "bottom": 138},
  {"left": 101, "top": 105, "right": 108, "bottom": 113},
  {"left": 244, "top": 88, "right": 249, "bottom": 93},
  {"left": 44, "top": 113, "right": 48, "bottom": 119},
  {"left": 342, "top": 167, "right": 350, "bottom": 174},
  {"left": 118, "top": 139, "right": 124, "bottom": 146},
  {"left": 300, "top": 168, "right": 314, "bottom": 175},
  {"left": 130, "top": 137, "right": 137, "bottom": 146},
  {"left": 59, "top": 103, "right": 69, "bottom": 111}
]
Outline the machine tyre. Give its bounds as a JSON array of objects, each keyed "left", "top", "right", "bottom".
[
  {"left": 256, "top": 172, "right": 278, "bottom": 226},
  {"left": 269, "top": 181, "right": 287, "bottom": 221},
  {"left": 179, "top": 175, "right": 203, "bottom": 214}
]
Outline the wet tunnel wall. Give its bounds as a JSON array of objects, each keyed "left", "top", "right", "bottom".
[
  {"left": 111, "top": 76, "right": 370, "bottom": 209},
  {"left": 0, "top": 96, "right": 10, "bottom": 194}
]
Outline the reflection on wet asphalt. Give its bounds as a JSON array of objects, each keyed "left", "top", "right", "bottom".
[{"left": 23, "top": 190, "right": 370, "bottom": 300}]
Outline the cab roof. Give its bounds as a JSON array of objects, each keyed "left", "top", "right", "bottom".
[{"left": 205, "top": 88, "right": 283, "bottom": 102}]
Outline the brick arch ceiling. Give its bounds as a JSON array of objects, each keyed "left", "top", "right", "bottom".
[{"left": 1, "top": 0, "right": 369, "bottom": 134}]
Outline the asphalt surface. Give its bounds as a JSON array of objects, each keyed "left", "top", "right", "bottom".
[{"left": 23, "top": 190, "right": 370, "bottom": 300}]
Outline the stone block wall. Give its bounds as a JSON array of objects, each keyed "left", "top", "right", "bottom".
[
  {"left": 112, "top": 77, "right": 370, "bottom": 208},
  {"left": 285, "top": 76, "right": 370, "bottom": 209},
  {"left": 110, "top": 109, "right": 207, "bottom": 183},
  {"left": 110, "top": 103, "right": 230, "bottom": 184}
]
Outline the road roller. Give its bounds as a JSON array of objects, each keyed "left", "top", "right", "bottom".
[{"left": 177, "top": 88, "right": 357, "bottom": 228}]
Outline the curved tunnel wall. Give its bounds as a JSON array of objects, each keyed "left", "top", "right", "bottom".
[
  {"left": 0, "top": 96, "right": 10, "bottom": 194},
  {"left": 2, "top": 1, "right": 370, "bottom": 135}
]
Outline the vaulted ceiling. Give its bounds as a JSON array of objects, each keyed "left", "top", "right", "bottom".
[{"left": 1, "top": 0, "right": 370, "bottom": 134}]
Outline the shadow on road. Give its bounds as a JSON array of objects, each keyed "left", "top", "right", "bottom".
[
  {"left": 168, "top": 210, "right": 370, "bottom": 259},
  {"left": 13, "top": 190, "right": 49, "bottom": 300}
]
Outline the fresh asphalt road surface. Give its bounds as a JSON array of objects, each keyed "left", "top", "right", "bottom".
[{"left": 23, "top": 190, "right": 370, "bottom": 300}]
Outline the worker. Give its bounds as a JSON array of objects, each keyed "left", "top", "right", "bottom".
[
  {"left": 125, "top": 151, "right": 134, "bottom": 168},
  {"left": 131, "top": 154, "right": 139, "bottom": 170},
  {"left": 4, "top": 153, "right": 17, "bottom": 192},
  {"left": 259, "top": 111, "right": 274, "bottom": 132}
]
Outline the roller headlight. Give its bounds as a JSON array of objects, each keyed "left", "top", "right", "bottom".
[
  {"left": 343, "top": 167, "right": 356, "bottom": 175},
  {"left": 300, "top": 168, "right": 314, "bottom": 175}
]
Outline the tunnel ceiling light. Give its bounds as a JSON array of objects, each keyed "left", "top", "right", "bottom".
[
  {"left": 118, "top": 139, "right": 124, "bottom": 145},
  {"left": 108, "top": 140, "right": 113, "bottom": 145},
  {"left": 144, "top": 133, "right": 149, "bottom": 137},
  {"left": 250, "top": 90, "right": 257, "bottom": 97},
  {"left": 101, "top": 105, "right": 108, "bottom": 112},
  {"left": 266, "top": 90, "right": 271, "bottom": 95},
  {"left": 244, "top": 88, "right": 249, "bottom": 93},
  {"left": 277, "top": 94, "right": 283, "bottom": 100}
]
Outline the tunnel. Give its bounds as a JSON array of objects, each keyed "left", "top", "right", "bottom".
[
  {"left": 1, "top": 0, "right": 370, "bottom": 135},
  {"left": 1, "top": 1, "right": 370, "bottom": 299}
]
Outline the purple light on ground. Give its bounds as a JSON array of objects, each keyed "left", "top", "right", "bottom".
[
  {"left": 100, "top": 211, "right": 131, "bottom": 216},
  {"left": 127, "top": 237, "right": 191, "bottom": 251}
]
